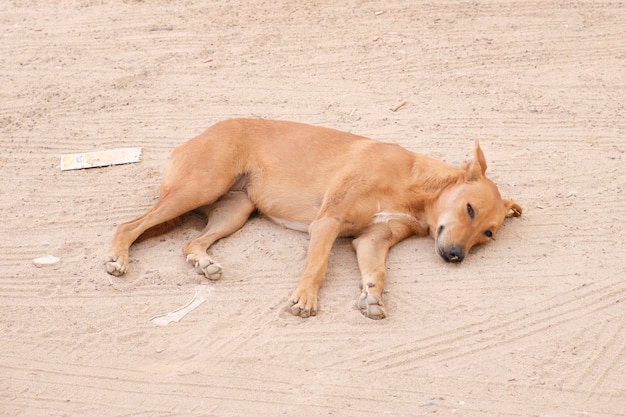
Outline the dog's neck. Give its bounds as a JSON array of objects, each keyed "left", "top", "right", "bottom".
[{"left": 408, "top": 156, "right": 465, "bottom": 236}]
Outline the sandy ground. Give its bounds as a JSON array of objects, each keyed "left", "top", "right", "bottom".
[{"left": 1, "top": 1, "right": 625, "bottom": 416}]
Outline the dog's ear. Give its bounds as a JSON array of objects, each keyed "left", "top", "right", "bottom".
[
  {"left": 465, "top": 139, "right": 487, "bottom": 180},
  {"left": 504, "top": 199, "right": 522, "bottom": 218}
]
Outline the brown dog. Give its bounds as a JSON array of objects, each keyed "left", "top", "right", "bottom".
[{"left": 106, "top": 119, "right": 521, "bottom": 319}]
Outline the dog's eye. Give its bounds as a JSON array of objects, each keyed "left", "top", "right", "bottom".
[
  {"left": 466, "top": 203, "right": 475, "bottom": 219},
  {"left": 484, "top": 230, "right": 493, "bottom": 238}
]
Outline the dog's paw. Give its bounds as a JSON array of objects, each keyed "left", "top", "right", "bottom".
[
  {"left": 289, "top": 288, "right": 318, "bottom": 318},
  {"left": 186, "top": 254, "right": 223, "bottom": 280},
  {"left": 357, "top": 288, "right": 386, "bottom": 320},
  {"left": 105, "top": 255, "right": 127, "bottom": 276}
]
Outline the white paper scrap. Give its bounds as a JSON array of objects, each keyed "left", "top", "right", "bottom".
[
  {"left": 60, "top": 147, "right": 142, "bottom": 171},
  {"left": 150, "top": 285, "right": 213, "bottom": 326},
  {"left": 33, "top": 255, "right": 60, "bottom": 267}
]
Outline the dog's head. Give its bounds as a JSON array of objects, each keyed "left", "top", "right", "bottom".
[{"left": 433, "top": 140, "right": 522, "bottom": 263}]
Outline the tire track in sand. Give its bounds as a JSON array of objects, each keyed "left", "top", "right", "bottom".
[{"left": 327, "top": 279, "right": 626, "bottom": 378}]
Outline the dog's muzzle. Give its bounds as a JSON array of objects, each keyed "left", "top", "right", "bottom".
[{"left": 439, "top": 245, "right": 465, "bottom": 263}]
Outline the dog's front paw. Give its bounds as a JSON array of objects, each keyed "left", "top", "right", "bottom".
[
  {"left": 105, "top": 255, "right": 127, "bottom": 276},
  {"left": 358, "top": 286, "right": 386, "bottom": 320},
  {"left": 289, "top": 287, "right": 318, "bottom": 318},
  {"left": 186, "top": 254, "right": 223, "bottom": 280}
]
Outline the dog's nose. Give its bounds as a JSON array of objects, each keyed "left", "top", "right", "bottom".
[{"left": 441, "top": 245, "right": 464, "bottom": 263}]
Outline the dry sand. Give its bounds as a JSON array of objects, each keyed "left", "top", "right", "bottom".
[{"left": 1, "top": 1, "right": 625, "bottom": 416}]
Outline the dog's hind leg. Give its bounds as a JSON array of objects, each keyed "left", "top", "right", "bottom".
[
  {"left": 183, "top": 191, "right": 255, "bottom": 280},
  {"left": 352, "top": 221, "right": 414, "bottom": 319},
  {"left": 106, "top": 175, "right": 236, "bottom": 276}
]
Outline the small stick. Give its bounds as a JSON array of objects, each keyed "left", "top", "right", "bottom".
[{"left": 390, "top": 100, "right": 407, "bottom": 112}]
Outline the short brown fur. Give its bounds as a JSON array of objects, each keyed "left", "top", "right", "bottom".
[{"left": 106, "top": 119, "right": 521, "bottom": 319}]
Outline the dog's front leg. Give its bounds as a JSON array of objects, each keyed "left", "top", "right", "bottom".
[
  {"left": 352, "top": 222, "right": 414, "bottom": 319},
  {"left": 289, "top": 216, "right": 342, "bottom": 318}
]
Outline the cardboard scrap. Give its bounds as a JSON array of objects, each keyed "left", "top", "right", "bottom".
[{"left": 60, "top": 147, "right": 142, "bottom": 171}]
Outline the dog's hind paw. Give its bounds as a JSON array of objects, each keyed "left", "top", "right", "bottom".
[
  {"left": 357, "top": 289, "right": 386, "bottom": 320},
  {"left": 289, "top": 287, "right": 318, "bottom": 318},
  {"left": 289, "top": 302, "right": 317, "bottom": 318},
  {"left": 105, "top": 255, "right": 127, "bottom": 276},
  {"left": 186, "top": 254, "right": 223, "bottom": 280}
]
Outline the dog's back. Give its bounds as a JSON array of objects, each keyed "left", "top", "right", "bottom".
[{"left": 167, "top": 119, "right": 415, "bottom": 225}]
